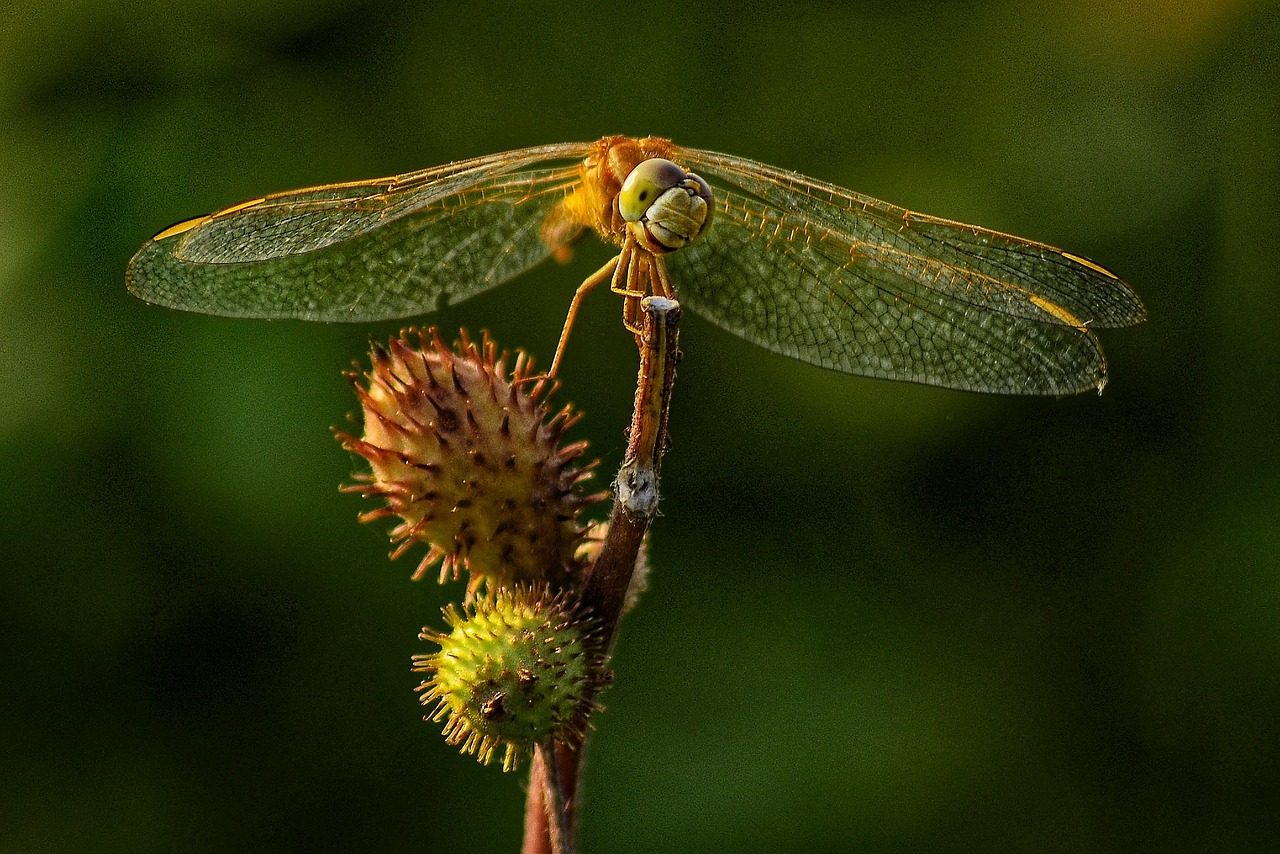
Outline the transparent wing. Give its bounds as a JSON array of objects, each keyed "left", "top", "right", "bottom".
[
  {"left": 673, "top": 147, "right": 1146, "bottom": 394},
  {"left": 126, "top": 142, "right": 594, "bottom": 321}
]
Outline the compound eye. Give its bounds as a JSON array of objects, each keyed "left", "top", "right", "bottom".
[
  {"left": 619, "top": 159, "right": 689, "bottom": 223},
  {"left": 618, "top": 159, "right": 715, "bottom": 252}
]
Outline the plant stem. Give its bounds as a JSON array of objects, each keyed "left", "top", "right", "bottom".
[
  {"left": 582, "top": 296, "right": 681, "bottom": 642},
  {"left": 541, "top": 739, "right": 574, "bottom": 854},
  {"left": 521, "top": 297, "right": 682, "bottom": 854}
]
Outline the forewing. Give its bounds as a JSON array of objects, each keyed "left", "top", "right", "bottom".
[
  {"left": 673, "top": 147, "right": 1145, "bottom": 395},
  {"left": 126, "top": 142, "right": 592, "bottom": 322}
]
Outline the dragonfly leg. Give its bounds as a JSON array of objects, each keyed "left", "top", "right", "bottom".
[
  {"left": 650, "top": 254, "right": 675, "bottom": 299},
  {"left": 612, "top": 240, "right": 652, "bottom": 337},
  {"left": 547, "top": 254, "right": 621, "bottom": 377},
  {"left": 623, "top": 256, "right": 681, "bottom": 342}
]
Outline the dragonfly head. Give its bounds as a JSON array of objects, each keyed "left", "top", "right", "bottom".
[{"left": 618, "top": 158, "right": 713, "bottom": 253}]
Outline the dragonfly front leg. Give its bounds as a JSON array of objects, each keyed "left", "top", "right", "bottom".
[
  {"left": 610, "top": 239, "right": 652, "bottom": 336},
  {"left": 619, "top": 253, "right": 676, "bottom": 337},
  {"left": 649, "top": 253, "right": 676, "bottom": 299}
]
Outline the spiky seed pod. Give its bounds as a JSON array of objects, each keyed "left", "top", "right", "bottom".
[
  {"left": 413, "top": 586, "right": 606, "bottom": 772},
  {"left": 336, "top": 329, "right": 605, "bottom": 596}
]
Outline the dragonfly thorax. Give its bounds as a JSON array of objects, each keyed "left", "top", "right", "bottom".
[{"left": 618, "top": 158, "right": 714, "bottom": 254}]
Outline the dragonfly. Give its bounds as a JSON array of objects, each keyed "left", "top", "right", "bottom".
[{"left": 127, "top": 135, "right": 1144, "bottom": 394}]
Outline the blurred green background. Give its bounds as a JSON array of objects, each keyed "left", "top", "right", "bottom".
[{"left": 3, "top": 0, "right": 1277, "bottom": 850}]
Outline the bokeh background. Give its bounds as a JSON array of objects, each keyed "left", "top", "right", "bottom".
[{"left": 3, "top": 0, "right": 1277, "bottom": 851}]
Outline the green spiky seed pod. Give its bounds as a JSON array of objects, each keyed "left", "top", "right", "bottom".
[
  {"left": 336, "top": 329, "right": 605, "bottom": 596},
  {"left": 413, "top": 586, "right": 606, "bottom": 772}
]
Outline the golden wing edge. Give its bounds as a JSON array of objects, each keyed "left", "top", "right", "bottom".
[
  {"left": 125, "top": 142, "right": 598, "bottom": 318},
  {"left": 676, "top": 146, "right": 1147, "bottom": 331}
]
